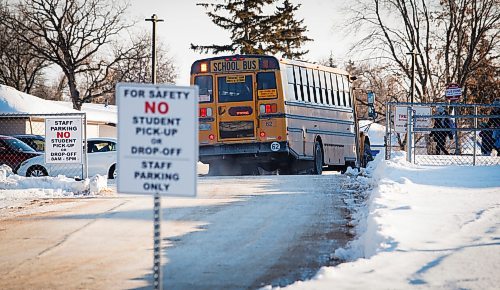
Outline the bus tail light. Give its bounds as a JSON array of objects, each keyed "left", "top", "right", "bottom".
[
  {"left": 260, "top": 103, "right": 277, "bottom": 114},
  {"left": 260, "top": 131, "right": 266, "bottom": 138},
  {"left": 199, "top": 107, "right": 212, "bottom": 117},
  {"left": 209, "top": 134, "right": 215, "bottom": 140}
]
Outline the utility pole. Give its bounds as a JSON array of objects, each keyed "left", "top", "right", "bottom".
[
  {"left": 407, "top": 47, "right": 419, "bottom": 104},
  {"left": 145, "top": 14, "right": 164, "bottom": 84},
  {"left": 145, "top": 14, "right": 164, "bottom": 290}
]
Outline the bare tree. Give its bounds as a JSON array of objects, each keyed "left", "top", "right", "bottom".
[
  {"left": 346, "top": 0, "right": 500, "bottom": 103},
  {"left": 3, "top": 0, "right": 134, "bottom": 110},
  {"left": 101, "top": 35, "right": 178, "bottom": 104},
  {"left": 0, "top": 2, "right": 48, "bottom": 93},
  {"left": 436, "top": 0, "right": 500, "bottom": 103}
]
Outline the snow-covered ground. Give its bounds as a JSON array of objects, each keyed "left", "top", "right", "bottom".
[
  {"left": 271, "top": 152, "right": 500, "bottom": 290},
  {"left": 2, "top": 151, "right": 499, "bottom": 289}
]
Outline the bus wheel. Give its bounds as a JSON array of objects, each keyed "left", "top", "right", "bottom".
[{"left": 313, "top": 141, "right": 323, "bottom": 175}]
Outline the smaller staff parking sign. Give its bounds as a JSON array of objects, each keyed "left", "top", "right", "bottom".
[{"left": 45, "top": 118, "right": 83, "bottom": 164}]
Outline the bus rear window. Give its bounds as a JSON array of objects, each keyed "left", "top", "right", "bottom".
[
  {"left": 257, "top": 72, "right": 277, "bottom": 99},
  {"left": 218, "top": 75, "right": 253, "bottom": 103},
  {"left": 257, "top": 72, "right": 276, "bottom": 90},
  {"left": 195, "top": 75, "right": 213, "bottom": 103}
]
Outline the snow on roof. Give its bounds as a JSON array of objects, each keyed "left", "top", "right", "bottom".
[
  {"left": 54, "top": 101, "right": 117, "bottom": 124},
  {"left": 0, "top": 84, "right": 117, "bottom": 124}
]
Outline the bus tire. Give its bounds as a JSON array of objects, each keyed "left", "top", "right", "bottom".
[{"left": 313, "top": 141, "right": 323, "bottom": 175}]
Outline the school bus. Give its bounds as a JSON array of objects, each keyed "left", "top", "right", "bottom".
[{"left": 191, "top": 55, "right": 371, "bottom": 175}]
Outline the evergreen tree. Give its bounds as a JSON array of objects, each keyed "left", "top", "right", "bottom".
[
  {"left": 268, "top": 0, "right": 311, "bottom": 59},
  {"left": 191, "top": 0, "right": 276, "bottom": 55}
]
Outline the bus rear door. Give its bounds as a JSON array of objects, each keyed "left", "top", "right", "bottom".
[{"left": 215, "top": 74, "right": 256, "bottom": 142}]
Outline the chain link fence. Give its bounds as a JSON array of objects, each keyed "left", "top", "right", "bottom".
[
  {"left": 0, "top": 113, "right": 88, "bottom": 178},
  {"left": 385, "top": 102, "right": 500, "bottom": 166}
]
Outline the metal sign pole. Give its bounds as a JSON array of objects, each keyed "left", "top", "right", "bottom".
[
  {"left": 145, "top": 14, "right": 164, "bottom": 290},
  {"left": 153, "top": 191, "right": 162, "bottom": 290},
  {"left": 406, "top": 106, "right": 413, "bottom": 163}
]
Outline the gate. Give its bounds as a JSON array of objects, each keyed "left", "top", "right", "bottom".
[
  {"left": 0, "top": 113, "right": 88, "bottom": 178},
  {"left": 385, "top": 102, "right": 500, "bottom": 166}
]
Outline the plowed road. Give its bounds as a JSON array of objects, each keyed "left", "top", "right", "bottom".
[{"left": 0, "top": 173, "right": 352, "bottom": 289}]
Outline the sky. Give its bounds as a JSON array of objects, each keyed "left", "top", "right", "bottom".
[{"left": 128, "top": 0, "right": 353, "bottom": 85}]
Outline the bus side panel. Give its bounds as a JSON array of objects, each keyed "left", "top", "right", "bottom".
[{"left": 256, "top": 70, "right": 287, "bottom": 144}]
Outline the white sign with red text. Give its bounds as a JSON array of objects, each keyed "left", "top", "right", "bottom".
[
  {"left": 394, "top": 106, "right": 432, "bottom": 133},
  {"left": 445, "top": 83, "right": 461, "bottom": 101},
  {"left": 116, "top": 83, "right": 198, "bottom": 196},
  {"left": 45, "top": 118, "right": 83, "bottom": 164}
]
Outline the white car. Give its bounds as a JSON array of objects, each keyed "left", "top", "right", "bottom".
[{"left": 17, "top": 137, "right": 117, "bottom": 179}]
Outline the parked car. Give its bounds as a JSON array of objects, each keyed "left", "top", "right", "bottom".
[
  {"left": 13, "top": 134, "right": 45, "bottom": 152},
  {"left": 0, "top": 135, "right": 43, "bottom": 173},
  {"left": 17, "top": 137, "right": 117, "bottom": 179}
]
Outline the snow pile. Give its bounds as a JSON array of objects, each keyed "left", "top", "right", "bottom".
[
  {"left": 0, "top": 165, "right": 112, "bottom": 207},
  {"left": 275, "top": 150, "right": 500, "bottom": 290},
  {"left": 359, "top": 120, "right": 386, "bottom": 146}
]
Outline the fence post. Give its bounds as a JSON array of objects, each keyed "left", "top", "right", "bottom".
[
  {"left": 406, "top": 106, "right": 413, "bottom": 163},
  {"left": 473, "top": 105, "right": 477, "bottom": 166},
  {"left": 83, "top": 113, "right": 88, "bottom": 179},
  {"left": 385, "top": 103, "right": 390, "bottom": 160}
]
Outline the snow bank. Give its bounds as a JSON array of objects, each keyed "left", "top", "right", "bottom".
[
  {"left": 273, "top": 150, "right": 500, "bottom": 290},
  {"left": 0, "top": 165, "right": 113, "bottom": 209},
  {"left": 359, "top": 120, "right": 386, "bottom": 146}
]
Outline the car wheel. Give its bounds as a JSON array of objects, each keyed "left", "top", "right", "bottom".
[
  {"left": 27, "top": 166, "right": 48, "bottom": 177},
  {"left": 108, "top": 164, "right": 117, "bottom": 179}
]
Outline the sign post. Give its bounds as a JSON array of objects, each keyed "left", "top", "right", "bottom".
[
  {"left": 117, "top": 83, "right": 198, "bottom": 290},
  {"left": 445, "top": 83, "right": 462, "bottom": 154}
]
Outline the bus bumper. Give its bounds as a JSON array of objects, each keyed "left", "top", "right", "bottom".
[{"left": 199, "top": 141, "right": 290, "bottom": 163}]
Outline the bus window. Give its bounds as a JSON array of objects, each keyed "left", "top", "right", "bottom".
[
  {"left": 218, "top": 75, "right": 253, "bottom": 103},
  {"left": 321, "top": 71, "right": 329, "bottom": 104},
  {"left": 317, "top": 70, "right": 324, "bottom": 104},
  {"left": 257, "top": 72, "right": 277, "bottom": 99},
  {"left": 293, "top": 66, "right": 304, "bottom": 100},
  {"left": 343, "top": 75, "right": 352, "bottom": 107},
  {"left": 300, "top": 67, "right": 310, "bottom": 102},
  {"left": 285, "top": 66, "right": 297, "bottom": 100},
  {"left": 341, "top": 75, "right": 348, "bottom": 107},
  {"left": 307, "top": 68, "right": 315, "bottom": 103},
  {"left": 331, "top": 74, "right": 338, "bottom": 106},
  {"left": 324, "top": 72, "right": 332, "bottom": 105},
  {"left": 293, "top": 66, "right": 304, "bottom": 101},
  {"left": 336, "top": 75, "right": 343, "bottom": 106},
  {"left": 195, "top": 75, "right": 213, "bottom": 103}
]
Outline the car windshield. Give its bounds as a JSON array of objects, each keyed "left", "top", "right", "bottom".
[{"left": 4, "top": 138, "right": 37, "bottom": 152}]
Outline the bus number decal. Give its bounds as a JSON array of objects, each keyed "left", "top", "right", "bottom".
[
  {"left": 271, "top": 142, "right": 280, "bottom": 151},
  {"left": 265, "top": 120, "right": 274, "bottom": 127}
]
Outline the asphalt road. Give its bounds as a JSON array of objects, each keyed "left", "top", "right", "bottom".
[{"left": 0, "top": 173, "right": 352, "bottom": 290}]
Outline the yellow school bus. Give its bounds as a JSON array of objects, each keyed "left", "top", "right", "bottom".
[{"left": 191, "top": 55, "right": 371, "bottom": 175}]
